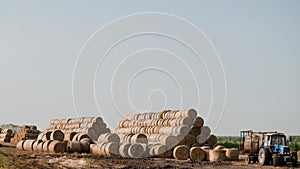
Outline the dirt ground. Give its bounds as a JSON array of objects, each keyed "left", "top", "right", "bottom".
[{"left": 0, "top": 146, "right": 298, "bottom": 169}]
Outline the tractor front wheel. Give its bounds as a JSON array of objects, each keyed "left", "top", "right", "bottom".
[
  {"left": 272, "top": 154, "right": 279, "bottom": 167},
  {"left": 258, "top": 148, "right": 270, "bottom": 165}
]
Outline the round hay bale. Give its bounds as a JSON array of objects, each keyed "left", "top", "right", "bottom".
[
  {"left": 89, "top": 143, "right": 97, "bottom": 154},
  {"left": 207, "top": 135, "right": 217, "bottom": 147},
  {"left": 153, "top": 145, "right": 168, "bottom": 157},
  {"left": 190, "top": 146, "right": 205, "bottom": 161},
  {"left": 16, "top": 140, "right": 25, "bottom": 151},
  {"left": 178, "top": 109, "right": 197, "bottom": 118},
  {"left": 128, "top": 143, "right": 145, "bottom": 158},
  {"left": 197, "top": 135, "right": 209, "bottom": 144},
  {"left": 64, "top": 132, "right": 77, "bottom": 141},
  {"left": 158, "top": 149, "right": 172, "bottom": 158},
  {"left": 214, "top": 145, "right": 225, "bottom": 151},
  {"left": 80, "top": 138, "right": 91, "bottom": 153},
  {"left": 173, "top": 145, "right": 189, "bottom": 160},
  {"left": 189, "top": 126, "right": 201, "bottom": 137},
  {"left": 184, "top": 134, "right": 197, "bottom": 147},
  {"left": 33, "top": 140, "right": 43, "bottom": 151},
  {"left": 23, "top": 140, "right": 36, "bottom": 151},
  {"left": 200, "top": 126, "right": 211, "bottom": 137},
  {"left": 50, "top": 130, "right": 64, "bottom": 141},
  {"left": 225, "top": 148, "right": 239, "bottom": 161},
  {"left": 42, "top": 131, "right": 52, "bottom": 141},
  {"left": 209, "top": 149, "right": 225, "bottom": 162},
  {"left": 104, "top": 142, "right": 120, "bottom": 156},
  {"left": 175, "top": 125, "right": 189, "bottom": 136},
  {"left": 119, "top": 143, "right": 131, "bottom": 157},
  {"left": 98, "top": 133, "right": 120, "bottom": 143},
  {"left": 193, "top": 117, "right": 204, "bottom": 127},
  {"left": 77, "top": 133, "right": 90, "bottom": 141},
  {"left": 201, "top": 146, "right": 212, "bottom": 161},
  {"left": 131, "top": 134, "right": 147, "bottom": 144},
  {"left": 160, "top": 135, "right": 179, "bottom": 148},
  {"left": 42, "top": 140, "right": 53, "bottom": 152},
  {"left": 67, "top": 141, "right": 81, "bottom": 153},
  {"left": 36, "top": 142, "right": 45, "bottom": 152},
  {"left": 72, "top": 133, "right": 80, "bottom": 141},
  {"left": 48, "top": 140, "right": 65, "bottom": 153}
]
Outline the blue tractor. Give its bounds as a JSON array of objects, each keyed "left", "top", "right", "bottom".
[{"left": 240, "top": 130, "right": 297, "bottom": 167}]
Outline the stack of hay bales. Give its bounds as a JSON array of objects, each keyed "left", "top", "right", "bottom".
[
  {"left": 45, "top": 117, "right": 110, "bottom": 141},
  {"left": 113, "top": 109, "right": 220, "bottom": 160},
  {"left": 16, "top": 129, "right": 92, "bottom": 154},
  {"left": 90, "top": 133, "right": 121, "bottom": 157},
  {"left": 17, "top": 130, "right": 66, "bottom": 153},
  {"left": 11, "top": 125, "right": 40, "bottom": 143},
  {"left": 0, "top": 128, "right": 13, "bottom": 143}
]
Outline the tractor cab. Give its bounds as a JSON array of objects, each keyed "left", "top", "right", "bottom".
[{"left": 262, "top": 133, "right": 289, "bottom": 156}]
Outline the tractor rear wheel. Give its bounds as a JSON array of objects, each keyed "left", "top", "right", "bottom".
[
  {"left": 258, "top": 148, "right": 270, "bottom": 165},
  {"left": 291, "top": 152, "right": 298, "bottom": 167}
]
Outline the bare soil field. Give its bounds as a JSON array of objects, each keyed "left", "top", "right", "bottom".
[{"left": 0, "top": 146, "right": 297, "bottom": 169}]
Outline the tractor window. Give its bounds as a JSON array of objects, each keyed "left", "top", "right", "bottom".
[{"left": 271, "top": 135, "right": 286, "bottom": 146}]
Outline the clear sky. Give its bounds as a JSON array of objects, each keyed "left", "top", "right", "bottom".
[{"left": 0, "top": 1, "right": 299, "bottom": 135}]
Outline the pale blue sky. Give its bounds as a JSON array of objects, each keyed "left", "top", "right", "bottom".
[{"left": 0, "top": 1, "right": 299, "bottom": 135}]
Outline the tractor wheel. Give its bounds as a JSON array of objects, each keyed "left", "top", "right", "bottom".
[
  {"left": 245, "top": 156, "right": 250, "bottom": 164},
  {"left": 258, "top": 148, "right": 270, "bottom": 165},
  {"left": 291, "top": 152, "right": 298, "bottom": 167},
  {"left": 272, "top": 154, "right": 279, "bottom": 167}
]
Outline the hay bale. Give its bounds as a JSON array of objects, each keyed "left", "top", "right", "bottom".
[
  {"left": 16, "top": 140, "right": 25, "bottom": 151},
  {"left": 225, "top": 148, "right": 239, "bottom": 161},
  {"left": 50, "top": 130, "right": 64, "bottom": 141},
  {"left": 119, "top": 143, "right": 131, "bottom": 157},
  {"left": 189, "top": 126, "right": 201, "bottom": 137},
  {"left": 98, "top": 133, "right": 120, "bottom": 143},
  {"left": 190, "top": 146, "right": 205, "bottom": 161},
  {"left": 130, "top": 134, "right": 147, "bottom": 144},
  {"left": 33, "top": 140, "right": 43, "bottom": 151},
  {"left": 207, "top": 135, "right": 217, "bottom": 147},
  {"left": 48, "top": 140, "right": 65, "bottom": 153},
  {"left": 64, "top": 132, "right": 77, "bottom": 141},
  {"left": 80, "top": 138, "right": 91, "bottom": 153},
  {"left": 67, "top": 141, "right": 81, "bottom": 153},
  {"left": 23, "top": 140, "right": 36, "bottom": 151},
  {"left": 128, "top": 143, "right": 145, "bottom": 158},
  {"left": 42, "top": 140, "right": 53, "bottom": 152},
  {"left": 201, "top": 146, "right": 212, "bottom": 161},
  {"left": 173, "top": 145, "right": 189, "bottom": 160},
  {"left": 193, "top": 117, "right": 204, "bottom": 127},
  {"left": 209, "top": 149, "right": 225, "bottom": 162},
  {"left": 214, "top": 145, "right": 225, "bottom": 151}
]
